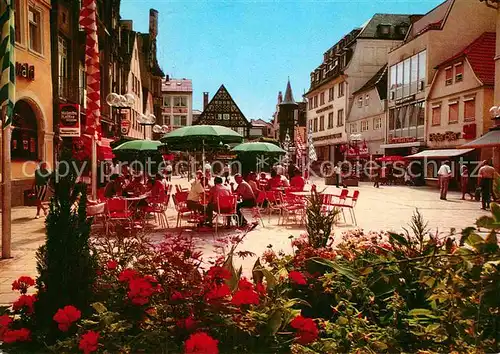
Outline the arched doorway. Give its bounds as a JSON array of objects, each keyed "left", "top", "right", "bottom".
[{"left": 11, "top": 100, "right": 39, "bottom": 161}]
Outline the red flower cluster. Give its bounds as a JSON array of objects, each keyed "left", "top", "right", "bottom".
[
  {"left": 0, "top": 315, "right": 12, "bottom": 338},
  {"left": 176, "top": 315, "right": 197, "bottom": 331},
  {"left": 171, "top": 291, "right": 185, "bottom": 301},
  {"left": 11, "top": 276, "right": 35, "bottom": 294},
  {"left": 79, "top": 330, "right": 99, "bottom": 354},
  {"left": 1, "top": 328, "right": 31, "bottom": 344},
  {"left": 106, "top": 259, "right": 118, "bottom": 270},
  {"left": 118, "top": 268, "right": 139, "bottom": 282},
  {"left": 207, "top": 266, "right": 231, "bottom": 281},
  {"left": 119, "top": 269, "right": 160, "bottom": 305},
  {"left": 290, "top": 315, "right": 319, "bottom": 345},
  {"left": 53, "top": 305, "right": 82, "bottom": 332},
  {"left": 205, "top": 283, "right": 230, "bottom": 302},
  {"left": 12, "top": 294, "right": 37, "bottom": 314},
  {"left": 262, "top": 250, "right": 277, "bottom": 264},
  {"left": 184, "top": 332, "right": 219, "bottom": 354},
  {"left": 289, "top": 271, "right": 307, "bottom": 285},
  {"left": 231, "top": 278, "right": 259, "bottom": 306}
]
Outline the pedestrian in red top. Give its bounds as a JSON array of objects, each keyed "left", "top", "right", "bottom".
[{"left": 290, "top": 170, "right": 305, "bottom": 191}]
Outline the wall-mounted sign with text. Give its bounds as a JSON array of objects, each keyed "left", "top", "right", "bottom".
[
  {"left": 59, "top": 104, "right": 81, "bottom": 137},
  {"left": 16, "top": 62, "right": 35, "bottom": 81}
]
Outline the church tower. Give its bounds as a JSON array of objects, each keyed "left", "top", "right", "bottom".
[{"left": 278, "top": 79, "right": 298, "bottom": 143}]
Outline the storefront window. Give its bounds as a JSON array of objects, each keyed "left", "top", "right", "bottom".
[
  {"left": 11, "top": 101, "right": 38, "bottom": 161},
  {"left": 388, "top": 101, "right": 425, "bottom": 141}
]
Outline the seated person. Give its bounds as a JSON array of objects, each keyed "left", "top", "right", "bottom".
[
  {"left": 258, "top": 172, "right": 268, "bottom": 189},
  {"left": 268, "top": 170, "right": 283, "bottom": 190},
  {"left": 205, "top": 177, "right": 232, "bottom": 224},
  {"left": 290, "top": 170, "right": 305, "bottom": 191},
  {"left": 247, "top": 172, "right": 261, "bottom": 195},
  {"left": 124, "top": 175, "right": 146, "bottom": 196},
  {"left": 231, "top": 174, "right": 256, "bottom": 227},
  {"left": 104, "top": 174, "right": 122, "bottom": 198},
  {"left": 187, "top": 170, "right": 205, "bottom": 213},
  {"left": 150, "top": 173, "right": 166, "bottom": 199}
]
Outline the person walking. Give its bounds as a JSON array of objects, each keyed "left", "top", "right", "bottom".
[
  {"left": 478, "top": 160, "right": 495, "bottom": 210},
  {"left": 165, "top": 162, "right": 173, "bottom": 182},
  {"left": 334, "top": 163, "right": 341, "bottom": 188},
  {"left": 373, "top": 163, "right": 380, "bottom": 188},
  {"left": 437, "top": 160, "right": 452, "bottom": 200},
  {"left": 231, "top": 174, "right": 256, "bottom": 227},
  {"left": 460, "top": 164, "right": 470, "bottom": 200},
  {"left": 33, "top": 162, "right": 50, "bottom": 219}
]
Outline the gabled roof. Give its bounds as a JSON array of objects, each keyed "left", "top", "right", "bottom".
[
  {"left": 436, "top": 32, "right": 495, "bottom": 86},
  {"left": 195, "top": 85, "right": 250, "bottom": 128},
  {"left": 406, "top": 0, "right": 453, "bottom": 41},
  {"left": 357, "top": 14, "right": 413, "bottom": 40},
  {"left": 162, "top": 79, "right": 192, "bottom": 92},
  {"left": 251, "top": 119, "right": 271, "bottom": 127},
  {"left": 353, "top": 64, "right": 388, "bottom": 99}
]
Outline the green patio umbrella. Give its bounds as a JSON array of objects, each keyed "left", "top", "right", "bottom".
[
  {"left": 232, "top": 142, "right": 285, "bottom": 154},
  {"left": 160, "top": 125, "right": 243, "bottom": 146},
  {"left": 112, "top": 140, "right": 163, "bottom": 153}
]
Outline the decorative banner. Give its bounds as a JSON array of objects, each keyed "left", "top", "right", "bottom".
[
  {"left": 59, "top": 104, "right": 81, "bottom": 137},
  {"left": 79, "top": 0, "right": 101, "bottom": 140},
  {"left": 120, "top": 119, "right": 131, "bottom": 135},
  {"left": 0, "top": 0, "right": 16, "bottom": 128}
]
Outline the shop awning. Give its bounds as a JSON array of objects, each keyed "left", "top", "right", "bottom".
[
  {"left": 460, "top": 129, "right": 500, "bottom": 148},
  {"left": 81, "top": 135, "right": 115, "bottom": 160},
  {"left": 406, "top": 148, "right": 474, "bottom": 159}
]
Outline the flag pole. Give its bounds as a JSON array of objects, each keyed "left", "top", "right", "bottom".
[{"left": 1, "top": 0, "right": 16, "bottom": 259}]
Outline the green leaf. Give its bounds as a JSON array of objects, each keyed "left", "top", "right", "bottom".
[
  {"left": 360, "top": 267, "right": 373, "bottom": 276},
  {"left": 465, "top": 232, "right": 485, "bottom": 249},
  {"left": 223, "top": 254, "right": 240, "bottom": 292},
  {"left": 372, "top": 341, "right": 388, "bottom": 351},
  {"left": 485, "top": 230, "right": 498, "bottom": 245},
  {"left": 267, "top": 310, "right": 283, "bottom": 335},
  {"left": 491, "top": 202, "right": 500, "bottom": 222},
  {"left": 408, "top": 309, "right": 434, "bottom": 317},
  {"left": 389, "top": 232, "right": 410, "bottom": 247},
  {"left": 312, "top": 258, "right": 358, "bottom": 281},
  {"left": 426, "top": 323, "right": 441, "bottom": 333},
  {"left": 460, "top": 227, "right": 477, "bottom": 246},
  {"left": 476, "top": 216, "right": 497, "bottom": 230},
  {"left": 252, "top": 258, "right": 264, "bottom": 284},
  {"left": 255, "top": 267, "right": 277, "bottom": 290},
  {"left": 91, "top": 302, "right": 108, "bottom": 314},
  {"left": 337, "top": 316, "right": 349, "bottom": 325}
]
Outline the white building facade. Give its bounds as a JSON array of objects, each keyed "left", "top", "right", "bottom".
[{"left": 161, "top": 78, "right": 193, "bottom": 130}]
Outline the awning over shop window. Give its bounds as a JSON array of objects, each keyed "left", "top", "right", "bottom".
[
  {"left": 406, "top": 148, "right": 474, "bottom": 159},
  {"left": 460, "top": 130, "right": 500, "bottom": 148},
  {"left": 81, "top": 135, "right": 115, "bottom": 161}
]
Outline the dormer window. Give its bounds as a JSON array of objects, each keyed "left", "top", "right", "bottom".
[
  {"left": 378, "top": 24, "right": 391, "bottom": 36},
  {"left": 397, "top": 25, "right": 408, "bottom": 36}
]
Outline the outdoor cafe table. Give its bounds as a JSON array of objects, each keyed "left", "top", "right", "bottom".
[{"left": 290, "top": 191, "right": 312, "bottom": 197}]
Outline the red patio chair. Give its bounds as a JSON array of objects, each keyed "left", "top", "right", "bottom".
[
  {"left": 330, "top": 189, "right": 352, "bottom": 224},
  {"left": 144, "top": 193, "right": 170, "bottom": 229},
  {"left": 214, "top": 195, "right": 238, "bottom": 233},
  {"left": 105, "top": 198, "right": 133, "bottom": 235},
  {"left": 173, "top": 191, "right": 192, "bottom": 227},
  {"left": 340, "top": 190, "right": 360, "bottom": 226},
  {"left": 265, "top": 190, "right": 283, "bottom": 224},
  {"left": 241, "top": 191, "right": 266, "bottom": 228}
]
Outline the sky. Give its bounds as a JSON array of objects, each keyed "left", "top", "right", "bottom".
[{"left": 120, "top": 0, "right": 443, "bottom": 121}]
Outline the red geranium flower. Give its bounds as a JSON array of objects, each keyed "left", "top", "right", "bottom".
[
  {"left": 12, "top": 294, "right": 36, "bottom": 314},
  {"left": 184, "top": 332, "right": 219, "bottom": 354},
  {"left": 106, "top": 260, "right": 118, "bottom": 270},
  {"left": 255, "top": 282, "right": 267, "bottom": 296},
  {"left": 205, "top": 283, "right": 230, "bottom": 302},
  {"left": 207, "top": 266, "right": 231, "bottom": 281},
  {"left": 231, "top": 289, "right": 259, "bottom": 306},
  {"left": 118, "top": 268, "right": 139, "bottom": 282},
  {"left": 53, "top": 305, "right": 82, "bottom": 332},
  {"left": 176, "top": 315, "right": 197, "bottom": 331},
  {"left": 171, "top": 291, "right": 185, "bottom": 301},
  {"left": 289, "top": 271, "right": 307, "bottom": 285},
  {"left": 237, "top": 277, "right": 254, "bottom": 291},
  {"left": 128, "top": 277, "right": 157, "bottom": 305},
  {"left": 1, "top": 328, "right": 31, "bottom": 343},
  {"left": 79, "top": 330, "right": 99, "bottom": 354},
  {"left": 11, "top": 276, "right": 35, "bottom": 294},
  {"left": 0, "top": 315, "right": 12, "bottom": 337},
  {"left": 290, "top": 315, "right": 319, "bottom": 345}
]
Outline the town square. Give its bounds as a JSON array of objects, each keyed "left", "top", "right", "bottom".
[{"left": 0, "top": 0, "right": 499, "bottom": 353}]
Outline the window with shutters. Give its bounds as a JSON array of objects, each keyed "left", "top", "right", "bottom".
[
  {"left": 313, "top": 118, "right": 318, "bottom": 132},
  {"left": 319, "top": 115, "right": 324, "bottom": 131},
  {"left": 448, "top": 101, "right": 458, "bottom": 124},
  {"left": 349, "top": 123, "right": 357, "bottom": 133},
  {"left": 14, "top": 0, "right": 23, "bottom": 44},
  {"left": 328, "top": 87, "right": 334, "bottom": 101},
  {"left": 357, "top": 97, "right": 363, "bottom": 108},
  {"left": 28, "top": 6, "right": 42, "bottom": 54},
  {"left": 455, "top": 62, "right": 463, "bottom": 82},
  {"left": 320, "top": 92, "right": 325, "bottom": 106},
  {"left": 445, "top": 67, "right": 452, "bottom": 86},
  {"left": 432, "top": 105, "right": 441, "bottom": 126},
  {"left": 464, "top": 99, "right": 475, "bottom": 122},
  {"left": 361, "top": 120, "right": 369, "bottom": 132},
  {"left": 338, "top": 82, "right": 345, "bottom": 97},
  {"left": 373, "top": 117, "right": 382, "bottom": 130},
  {"left": 337, "top": 109, "right": 344, "bottom": 126}
]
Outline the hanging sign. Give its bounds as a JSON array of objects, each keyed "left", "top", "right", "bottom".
[
  {"left": 121, "top": 119, "right": 131, "bottom": 135},
  {"left": 59, "top": 104, "right": 81, "bottom": 137}
]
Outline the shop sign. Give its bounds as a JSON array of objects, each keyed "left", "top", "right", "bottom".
[
  {"left": 215, "top": 154, "right": 236, "bottom": 160},
  {"left": 120, "top": 119, "right": 131, "bottom": 135},
  {"left": 313, "top": 133, "right": 343, "bottom": 142},
  {"left": 389, "top": 136, "right": 417, "bottom": 144},
  {"left": 346, "top": 145, "right": 369, "bottom": 158},
  {"left": 395, "top": 95, "right": 415, "bottom": 106},
  {"left": 59, "top": 104, "right": 81, "bottom": 137},
  {"left": 16, "top": 62, "right": 35, "bottom": 80},
  {"left": 463, "top": 124, "right": 476, "bottom": 140},
  {"left": 429, "top": 131, "right": 461, "bottom": 142}
]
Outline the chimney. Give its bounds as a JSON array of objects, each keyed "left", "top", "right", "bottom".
[
  {"left": 149, "top": 9, "right": 158, "bottom": 40},
  {"left": 165, "top": 75, "right": 170, "bottom": 82},
  {"left": 278, "top": 91, "right": 283, "bottom": 104},
  {"left": 203, "top": 92, "right": 209, "bottom": 110}
]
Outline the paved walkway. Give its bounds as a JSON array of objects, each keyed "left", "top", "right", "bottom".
[{"left": 0, "top": 177, "right": 488, "bottom": 305}]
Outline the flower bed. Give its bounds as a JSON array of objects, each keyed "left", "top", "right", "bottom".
[{"left": 1, "top": 200, "right": 499, "bottom": 353}]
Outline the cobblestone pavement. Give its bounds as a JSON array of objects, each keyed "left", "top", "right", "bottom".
[{"left": 0, "top": 176, "right": 488, "bottom": 305}]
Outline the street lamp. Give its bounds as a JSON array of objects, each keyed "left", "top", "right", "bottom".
[
  {"left": 152, "top": 124, "right": 170, "bottom": 135},
  {"left": 138, "top": 113, "right": 157, "bottom": 140},
  {"left": 106, "top": 93, "right": 135, "bottom": 137}
]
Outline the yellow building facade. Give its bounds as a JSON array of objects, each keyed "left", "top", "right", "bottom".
[{"left": 0, "top": 0, "right": 54, "bottom": 206}]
